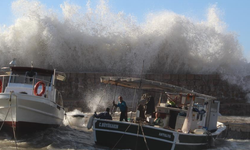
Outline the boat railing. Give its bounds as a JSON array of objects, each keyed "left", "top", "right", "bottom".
[{"left": 0, "top": 74, "right": 53, "bottom": 96}]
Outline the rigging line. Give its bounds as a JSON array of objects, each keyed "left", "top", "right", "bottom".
[
  {"left": 95, "top": 84, "right": 109, "bottom": 113},
  {"left": 140, "top": 123, "right": 150, "bottom": 150},
  {"left": 113, "top": 83, "right": 118, "bottom": 102},
  {"left": 111, "top": 84, "right": 118, "bottom": 115},
  {"left": 97, "top": 84, "right": 109, "bottom": 105},
  {"left": 138, "top": 60, "right": 145, "bottom": 90},
  {"left": 111, "top": 123, "right": 132, "bottom": 150},
  {"left": 130, "top": 88, "right": 137, "bottom": 121}
]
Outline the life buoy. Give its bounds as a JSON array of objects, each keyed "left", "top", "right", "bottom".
[
  {"left": 34, "top": 81, "right": 46, "bottom": 96},
  {"left": 192, "top": 94, "right": 195, "bottom": 101},
  {"left": 0, "top": 79, "right": 2, "bottom": 93},
  {"left": 186, "top": 94, "right": 190, "bottom": 101},
  {"left": 187, "top": 94, "right": 195, "bottom": 102}
]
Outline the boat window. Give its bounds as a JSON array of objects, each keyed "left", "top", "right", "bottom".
[
  {"left": 9, "top": 70, "right": 52, "bottom": 86},
  {"left": 10, "top": 73, "right": 25, "bottom": 83},
  {"left": 25, "top": 71, "right": 37, "bottom": 84}
]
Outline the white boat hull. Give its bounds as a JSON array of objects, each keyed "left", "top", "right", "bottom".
[{"left": 0, "top": 93, "right": 64, "bottom": 134}]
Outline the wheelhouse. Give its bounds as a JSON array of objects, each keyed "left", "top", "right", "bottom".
[{"left": 0, "top": 66, "right": 66, "bottom": 104}]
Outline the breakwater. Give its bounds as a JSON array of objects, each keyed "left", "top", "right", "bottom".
[{"left": 218, "top": 116, "right": 250, "bottom": 139}]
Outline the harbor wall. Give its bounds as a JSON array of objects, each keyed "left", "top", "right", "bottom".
[
  {"left": 57, "top": 73, "right": 250, "bottom": 116},
  {"left": 218, "top": 116, "right": 250, "bottom": 139}
]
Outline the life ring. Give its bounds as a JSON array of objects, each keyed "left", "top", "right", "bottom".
[
  {"left": 34, "top": 81, "right": 46, "bottom": 96},
  {"left": 187, "top": 94, "right": 195, "bottom": 101},
  {"left": 0, "top": 79, "right": 2, "bottom": 93},
  {"left": 186, "top": 94, "right": 190, "bottom": 101},
  {"left": 192, "top": 94, "right": 195, "bottom": 101}
]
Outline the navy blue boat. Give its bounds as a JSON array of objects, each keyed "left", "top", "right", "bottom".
[{"left": 91, "top": 76, "right": 226, "bottom": 150}]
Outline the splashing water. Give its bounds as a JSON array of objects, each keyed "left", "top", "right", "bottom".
[
  {"left": 64, "top": 109, "right": 87, "bottom": 127},
  {"left": 0, "top": 0, "right": 250, "bottom": 94}
]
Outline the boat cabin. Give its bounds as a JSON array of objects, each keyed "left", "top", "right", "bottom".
[
  {"left": 0, "top": 66, "right": 66, "bottom": 104},
  {"left": 156, "top": 93, "right": 220, "bottom": 132},
  {"left": 100, "top": 76, "right": 221, "bottom": 133}
]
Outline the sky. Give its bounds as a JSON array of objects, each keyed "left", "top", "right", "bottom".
[{"left": 0, "top": 0, "right": 250, "bottom": 61}]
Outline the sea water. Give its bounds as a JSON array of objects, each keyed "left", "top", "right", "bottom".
[{"left": 0, "top": 110, "right": 249, "bottom": 150}]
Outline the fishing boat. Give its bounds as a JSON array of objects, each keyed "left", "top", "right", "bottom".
[
  {"left": 91, "top": 76, "right": 226, "bottom": 150},
  {"left": 0, "top": 62, "right": 66, "bottom": 135}
]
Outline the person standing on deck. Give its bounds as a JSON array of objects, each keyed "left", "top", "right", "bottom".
[
  {"left": 113, "top": 96, "right": 128, "bottom": 121},
  {"left": 146, "top": 96, "right": 155, "bottom": 116}
]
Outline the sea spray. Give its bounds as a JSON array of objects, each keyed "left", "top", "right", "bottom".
[
  {"left": 64, "top": 109, "right": 86, "bottom": 127},
  {"left": 0, "top": 0, "right": 250, "bottom": 99}
]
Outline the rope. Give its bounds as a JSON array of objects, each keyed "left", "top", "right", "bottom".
[
  {"left": 111, "top": 123, "right": 132, "bottom": 150},
  {"left": 206, "top": 131, "right": 214, "bottom": 148},
  {"left": 140, "top": 123, "right": 150, "bottom": 150},
  {"left": 0, "top": 94, "right": 12, "bottom": 132},
  {"left": 134, "top": 121, "right": 140, "bottom": 150},
  {"left": 95, "top": 84, "right": 109, "bottom": 113},
  {"left": 64, "top": 113, "right": 72, "bottom": 127},
  {"left": 97, "top": 84, "right": 109, "bottom": 106},
  {"left": 112, "top": 84, "right": 118, "bottom": 104},
  {"left": 0, "top": 92, "right": 18, "bottom": 149},
  {"left": 130, "top": 89, "right": 137, "bottom": 121},
  {"left": 10, "top": 94, "right": 18, "bottom": 150},
  {"left": 111, "top": 84, "right": 118, "bottom": 115}
]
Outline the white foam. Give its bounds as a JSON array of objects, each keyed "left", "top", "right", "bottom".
[{"left": 0, "top": 0, "right": 249, "bottom": 99}]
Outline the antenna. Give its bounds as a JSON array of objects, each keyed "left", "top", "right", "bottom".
[{"left": 138, "top": 60, "right": 145, "bottom": 89}]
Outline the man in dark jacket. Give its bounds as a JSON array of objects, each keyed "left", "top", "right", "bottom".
[
  {"left": 146, "top": 96, "right": 155, "bottom": 115},
  {"left": 94, "top": 108, "right": 112, "bottom": 120},
  {"left": 113, "top": 96, "right": 128, "bottom": 121}
]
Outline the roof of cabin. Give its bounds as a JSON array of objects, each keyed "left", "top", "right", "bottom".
[
  {"left": 100, "top": 76, "right": 216, "bottom": 100},
  {"left": 11, "top": 67, "right": 54, "bottom": 75}
]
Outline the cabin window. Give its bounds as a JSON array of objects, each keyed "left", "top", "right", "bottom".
[
  {"left": 9, "top": 70, "right": 52, "bottom": 86},
  {"left": 10, "top": 73, "right": 25, "bottom": 83}
]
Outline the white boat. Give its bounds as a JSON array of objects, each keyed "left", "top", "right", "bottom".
[
  {"left": 0, "top": 65, "right": 66, "bottom": 135},
  {"left": 91, "top": 76, "right": 226, "bottom": 150}
]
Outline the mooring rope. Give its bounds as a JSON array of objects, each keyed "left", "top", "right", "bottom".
[
  {"left": 206, "top": 131, "right": 214, "bottom": 148},
  {"left": 0, "top": 100, "right": 10, "bottom": 131},
  {"left": 140, "top": 123, "right": 150, "bottom": 150},
  {"left": 134, "top": 121, "right": 140, "bottom": 150},
  {"left": 111, "top": 123, "right": 132, "bottom": 150},
  {"left": 10, "top": 95, "right": 18, "bottom": 150},
  {"left": 0, "top": 92, "right": 18, "bottom": 149}
]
